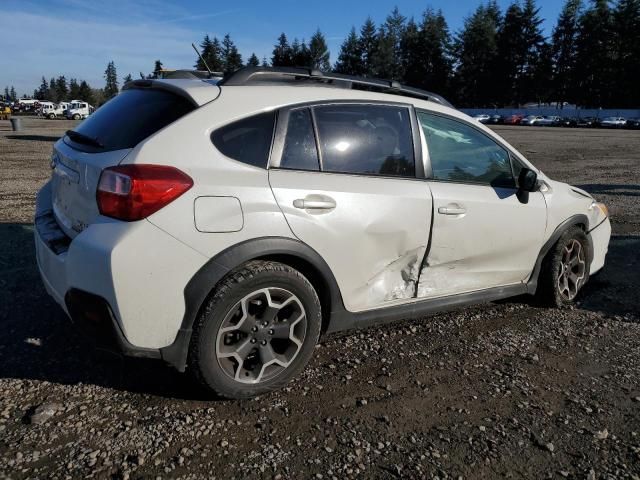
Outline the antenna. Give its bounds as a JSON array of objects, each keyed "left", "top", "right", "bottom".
[{"left": 192, "top": 43, "right": 213, "bottom": 77}]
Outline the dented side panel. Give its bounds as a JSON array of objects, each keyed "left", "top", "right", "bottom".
[
  {"left": 418, "top": 182, "right": 547, "bottom": 298},
  {"left": 269, "top": 170, "right": 432, "bottom": 312}
]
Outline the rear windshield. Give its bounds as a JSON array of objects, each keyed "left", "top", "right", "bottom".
[{"left": 65, "top": 88, "right": 195, "bottom": 152}]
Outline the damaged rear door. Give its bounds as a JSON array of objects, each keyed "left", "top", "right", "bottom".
[{"left": 269, "top": 103, "right": 432, "bottom": 312}]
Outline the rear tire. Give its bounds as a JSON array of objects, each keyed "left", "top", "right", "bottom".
[
  {"left": 73, "top": 114, "right": 80, "bottom": 120},
  {"left": 536, "top": 226, "right": 590, "bottom": 307},
  {"left": 188, "top": 260, "right": 321, "bottom": 399}
]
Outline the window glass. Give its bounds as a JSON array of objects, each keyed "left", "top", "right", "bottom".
[
  {"left": 314, "top": 105, "right": 415, "bottom": 177},
  {"left": 211, "top": 111, "right": 275, "bottom": 168},
  {"left": 67, "top": 88, "right": 195, "bottom": 153},
  {"left": 280, "top": 108, "right": 319, "bottom": 171},
  {"left": 418, "top": 112, "right": 515, "bottom": 187}
]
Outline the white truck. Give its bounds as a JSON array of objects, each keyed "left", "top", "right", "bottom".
[
  {"left": 65, "top": 101, "right": 94, "bottom": 120},
  {"left": 41, "top": 102, "right": 70, "bottom": 119}
]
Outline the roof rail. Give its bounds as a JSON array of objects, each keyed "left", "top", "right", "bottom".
[{"left": 218, "top": 67, "right": 453, "bottom": 108}]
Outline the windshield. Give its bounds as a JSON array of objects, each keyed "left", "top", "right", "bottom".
[{"left": 66, "top": 88, "right": 195, "bottom": 152}]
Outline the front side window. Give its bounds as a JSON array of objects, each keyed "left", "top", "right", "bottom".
[
  {"left": 418, "top": 112, "right": 515, "bottom": 187},
  {"left": 211, "top": 111, "right": 275, "bottom": 168},
  {"left": 313, "top": 104, "right": 415, "bottom": 177}
]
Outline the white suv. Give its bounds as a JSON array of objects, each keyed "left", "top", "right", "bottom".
[{"left": 35, "top": 67, "right": 611, "bottom": 399}]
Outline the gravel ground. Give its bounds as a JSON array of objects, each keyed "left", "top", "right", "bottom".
[{"left": 0, "top": 118, "right": 639, "bottom": 479}]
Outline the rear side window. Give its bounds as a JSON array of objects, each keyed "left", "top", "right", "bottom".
[
  {"left": 280, "top": 108, "right": 319, "bottom": 171},
  {"left": 67, "top": 88, "right": 195, "bottom": 152},
  {"left": 313, "top": 105, "right": 415, "bottom": 177},
  {"left": 211, "top": 112, "right": 275, "bottom": 168}
]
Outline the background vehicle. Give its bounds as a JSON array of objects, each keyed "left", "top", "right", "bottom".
[
  {"left": 559, "top": 117, "right": 578, "bottom": 127},
  {"left": 520, "top": 115, "right": 544, "bottom": 126},
  {"left": 504, "top": 114, "right": 524, "bottom": 125},
  {"left": 576, "top": 117, "right": 596, "bottom": 128},
  {"left": 65, "top": 101, "right": 93, "bottom": 120},
  {"left": 35, "top": 67, "right": 611, "bottom": 399},
  {"left": 600, "top": 116, "right": 626, "bottom": 128},
  {"left": 536, "top": 115, "right": 561, "bottom": 126},
  {"left": 625, "top": 118, "right": 640, "bottom": 129},
  {"left": 473, "top": 113, "right": 490, "bottom": 123},
  {"left": 488, "top": 114, "right": 504, "bottom": 125}
]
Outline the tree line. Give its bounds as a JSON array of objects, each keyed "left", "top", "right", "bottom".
[
  {"left": 5, "top": 0, "right": 639, "bottom": 109},
  {"left": 195, "top": 0, "right": 639, "bottom": 109}
]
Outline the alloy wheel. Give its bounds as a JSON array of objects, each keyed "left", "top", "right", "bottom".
[
  {"left": 215, "top": 287, "right": 307, "bottom": 384},
  {"left": 557, "top": 239, "right": 586, "bottom": 301}
]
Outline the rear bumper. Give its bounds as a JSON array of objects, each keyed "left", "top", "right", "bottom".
[
  {"left": 588, "top": 217, "right": 611, "bottom": 275},
  {"left": 35, "top": 181, "right": 207, "bottom": 368}
]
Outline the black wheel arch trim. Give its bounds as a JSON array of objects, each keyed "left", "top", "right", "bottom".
[
  {"left": 525, "top": 213, "right": 593, "bottom": 294},
  {"left": 159, "top": 236, "right": 347, "bottom": 371}
]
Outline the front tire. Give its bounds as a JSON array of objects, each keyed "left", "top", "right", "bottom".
[
  {"left": 73, "top": 114, "right": 80, "bottom": 120},
  {"left": 536, "top": 226, "right": 590, "bottom": 307},
  {"left": 188, "top": 261, "right": 321, "bottom": 399}
]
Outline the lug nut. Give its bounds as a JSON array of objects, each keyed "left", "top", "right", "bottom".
[
  {"left": 268, "top": 329, "right": 274, "bottom": 335},
  {"left": 250, "top": 338, "right": 257, "bottom": 344},
  {"left": 261, "top": 340, "right": 267, "bottom": 346},
  {"left": 251, "top": 326, "right": 258, "bottom": 332},
  {"left": 262, "top": 321, "right": 268, "bottom": 327}
]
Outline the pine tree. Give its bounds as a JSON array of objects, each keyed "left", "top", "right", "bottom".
[
  {"left": 359, "top": 17, "right": 378, "bottom": 75},
  {"left": 373, "top": 7, "right": 407, "bottom": 79},
  {"left": 453, "top": 4, "right": 501, "bottom": 106},
  {"left": 292, "top": 38, "right": 312, "bottom": 67},
  {"left": 402, "top": 9, "right": 452, "bottom": 95},
  {"left": 221, "top": 34, "right": 243, "bottom": 73},
  {"left": 4, "top": 87, "right": 10, "bottom": 101},
  {"left": 309, "top": 29, "right": 331, "bottom": 71},
  {"left": 612, "top": 0, "right": 640, "bottom": 106},
  {"left": 196, "top": 35, "right": 223, "bottom": 72},
  {"left": 35, "top": 76, "right": 50, "bottom": 100},
  {"left": 55, "top": 76, "right": 68, "bottom": 102},
  {"left": 9, "top": 86, "right": 17, "bottom": 101},
  {"left": 153, "top": 60, "right": 163, "bottom": 78},
  {"left": 247, "top": 53, "right": 260, "bottom": 67},
  {"left": 574, "top": 0, "right": 614, "bottom": 107},
  {"left": 261, "top": 56, "right": 269, "bottom": 67},
  {"left": 68, "top": 78, "right": 81, "bottom": 99},
  {"left": 78, "top": 81, "right": 94, "bottom": 105},
  {"left": 103, "top": 61, "right": 119, "bottom": 100},
  {"left": 49, "top": 78, "right": 56, "bottom": 99},
  {"left": 123, "top": 73, "right": 133, "bottom": 84},
  {"left": 272, "top": 33, "right": 293, "bottom": 66},
  {"left": 334, "top": 27, "right": 364, "bottom": 74},
  {"left": 551, "top": 0, "right": 583, "bottom": 106}
]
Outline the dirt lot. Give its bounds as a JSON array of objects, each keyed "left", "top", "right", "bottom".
[{"left": 0, "top": 118, "right": 639, "bottom": 479}]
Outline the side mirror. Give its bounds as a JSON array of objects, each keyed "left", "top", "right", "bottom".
[{"left": 518, "top": 168, "right": 538, "bottom": 192}]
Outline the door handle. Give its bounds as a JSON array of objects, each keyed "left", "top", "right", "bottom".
[
  {"left": 438, "top": 205, "right": 466, "bottom": 215},
  {"left": 293, "top": 197, "right": 336, "bottom": 210}
]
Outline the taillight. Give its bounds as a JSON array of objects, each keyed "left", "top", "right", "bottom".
[{"left": 97, "top": 165, "right": 193, "bottom": 221}]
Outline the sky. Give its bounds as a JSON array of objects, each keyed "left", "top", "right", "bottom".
[{"left": 0, "top": 0, "right": 564, "bottom": 97}]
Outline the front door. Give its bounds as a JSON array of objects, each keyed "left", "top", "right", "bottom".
[
  {"left": 415, "top": 111, "right": 547, "bottom": 298},
  {"left": 269, "top": 103, "right": 433, "bottom": 312}
]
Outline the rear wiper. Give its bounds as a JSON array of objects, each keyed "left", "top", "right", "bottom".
[{"left": 65, "top": 130, "right": 104, "bottom": 149}]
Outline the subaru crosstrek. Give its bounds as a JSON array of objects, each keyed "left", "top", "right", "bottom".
[{"left": 35, "top": 67, "right": 611, "bottom": 399}]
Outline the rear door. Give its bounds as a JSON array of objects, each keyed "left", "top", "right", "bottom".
[
  {"left": 269, "top": 103, "right": 433, "bottom": 312},
  {"left": 416, "top": 111, "right": 547, "bottom": 297}
]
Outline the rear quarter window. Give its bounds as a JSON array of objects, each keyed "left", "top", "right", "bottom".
[
  {"left": 66, "top": 88, "right": 195, "bottom": 152},
  {"left": 211, "top": 112, "right": 276, "bottom": 168}
]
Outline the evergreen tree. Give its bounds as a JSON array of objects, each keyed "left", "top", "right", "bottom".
[
  {"left": 103, "top": 61, "right": 119, "bottom": 100},
  {"left": 247, "top": 53, "right": 260, "bottom": 67},
  {"left": 55, "top": 76, "right": 68, "bottom": 102},
  {"left": 221, "top": 34, "right": 243, "bottom": 73},
  {"left": 261, "top": 56, "right": 269, "bottom": 67},
  {"left": 78, "top": 81, "right": 94, "bottom": 105},
  {"left": 551, "top": 0, "right": 583, "bottom": 106},
  {"left": 574, "top": 0, "right": 614, "bottom": 107},
  {"left": 373, "top": 7, "right": 406, "bottom": 79},
  {"left": 68, "top": 78, "right": 81, "bottom": 99},
  {"left": 453, "top": 4, "right": 501, "bottom": 106},
  {"left": 123, "top": 73, "right": 133, "bottom": 84},
  {"left": 402, "top": 9, "right": 452, "bottom": 95},
  {"left": 196, "top": 35, "right": 223, "bottom": 72},
  {"left": 153, "top": 60, "right": 163, "bottom": 78},
  {"left": 359, "top": 17, "right": 378, "bottom": 75},
  {"left": 612, "top": 0, "right": 640, "bottom": 106},
  {"left": 334, "top": 27, "right": 364, "bottom": 74},
  {"left": 35, "top": 76, "right": 50, "bottom": 100},
  {"left": 3, "top": 87, "right": 9, "bottom": 101},
  {"left": 292, "top": 38, "right": 312, "bottom": 67},
  {"left": 272, "top": 33, "right": 293, "bottom": 66},
  {"left": 9, "top": 86, "right": 17, "bottom": 101},
  {"left": 309, "top": 29, "right": 331, "bottom": 70},
  {"left": 49, "top": 78, "right": 56, "bottom": 98},
  {"left": 520, "top": 0, "right": 546, "bottom": 104}
]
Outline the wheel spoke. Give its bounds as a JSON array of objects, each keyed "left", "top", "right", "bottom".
[
  {"left": 270, "top": 322, "right": 292, "bottom": 339},
  {"left": 259, "top": 343, "right": 277, "bottom": 365}
]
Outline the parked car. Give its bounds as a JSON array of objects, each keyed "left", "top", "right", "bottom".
[
  {"left": 625, "top": 118, "right": 640, "bottom": 129},
  {"left": 35, "top": 67, "right": 611, "bottom": 399},
  {"left": 559, "top": 117, "right": 578, "bottom": 127},
  {"left": 600, "top": 116, "right": 627, "bottom": 128},
  {"left": 520, "top": 115, "right": 544, "bottom": 126},
  {"left": 575, "top": 117, "right": 596, "bottom": 128},
  {"left": 473, "top": 113, "right": 491, "bottom": 124},
  {"left": 487, "top": 114, "right": 504, "bottom": 125},
  {"left": 536, "top": 116, "right": 562, "bottom": 127},
  {"left": 504, "top": 114, "right": 524, "bottom": 125}
]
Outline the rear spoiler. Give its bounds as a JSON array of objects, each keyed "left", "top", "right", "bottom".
[{"left": 122, "top": 79, "right": 221, "bottom": 107}]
